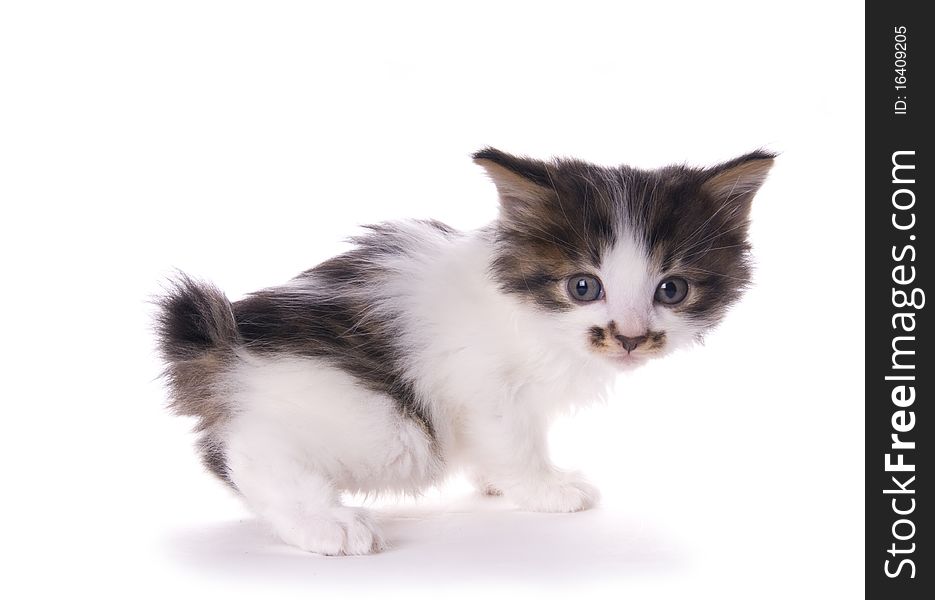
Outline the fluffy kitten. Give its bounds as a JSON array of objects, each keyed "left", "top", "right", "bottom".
[{"left": 156, "top": 147, "right": 774, "bottom": 556}]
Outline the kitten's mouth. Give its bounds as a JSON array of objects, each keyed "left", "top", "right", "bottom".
[{"left": 608, "top": 352, "right": 649, "bottom": 369}]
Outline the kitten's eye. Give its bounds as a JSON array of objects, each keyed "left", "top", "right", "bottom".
[
  {"left": 567, "top": 274, "right": 604, "bottom": 303},
  {"left": 654, "top": 277, "right": 689, "bottom": 305}
]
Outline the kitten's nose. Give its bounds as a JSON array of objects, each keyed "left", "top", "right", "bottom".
[{"left": 615, "top": 334, "right": 647, "bottom": 353}]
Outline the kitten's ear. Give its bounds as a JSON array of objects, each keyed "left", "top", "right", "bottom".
[
  {"left": 473, "top": 147, "right": 556, "bottom": 215},
  {"left": 701, "top": 150, "right": 776, "bottom": 214}
]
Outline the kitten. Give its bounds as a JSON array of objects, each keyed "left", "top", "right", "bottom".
[{"left": 156, "top": 147, "right": 774, "bottom": 556}]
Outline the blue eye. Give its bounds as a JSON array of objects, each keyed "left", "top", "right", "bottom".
[
  {"left": 567, "top": 274, "right": 604, "bottom": 302},
  {"left": 654, "top": 277, "right": 689, "bottom": 305}
]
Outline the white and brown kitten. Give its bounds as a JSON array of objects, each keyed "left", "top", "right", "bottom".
[{"left": 156, "top": 147, "right": 774, "bottom": 555}]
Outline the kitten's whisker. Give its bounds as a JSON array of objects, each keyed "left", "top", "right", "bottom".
[
  {"left": 673, "top": 175, "right": 753, "bottom": 256},
  {"left": 682, "top": 220, "right": 749, "bottom": 256},
  {"left": 544, "top": 164, "right": 590, "bottom": 249},
  {"left": 724, "top": 173, "right": 742, "bottom": 203},
  {"left": 678, "top": 243, "right": 749, "bottom": 263},
  {"left": 669, "top": 200, "right": 734, "bottom": 256},
  {"left": 503, "top": 222, "right": 584, "bottom": 258},
  {"left": 683, "top": 266, "right": 752, "bottom": 283}
]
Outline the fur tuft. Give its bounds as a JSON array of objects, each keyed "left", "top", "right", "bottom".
[{"left": 156, "top": 274, "right": 240, "bottom": 362}]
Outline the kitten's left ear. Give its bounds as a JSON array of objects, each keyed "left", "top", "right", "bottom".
[
  {"left": 701, "top": 150, "right": 776, "bottom": 214},
  {"left": 472, "top": 147, "right": 557, "bottom": 220}
]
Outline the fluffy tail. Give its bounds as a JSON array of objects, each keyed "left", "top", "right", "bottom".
[
  {"left": 155, "top": 274, "right": 239, "bottom": 484},
  {"left": 155, "top": 274, "right": 241, "bottom": 362}
]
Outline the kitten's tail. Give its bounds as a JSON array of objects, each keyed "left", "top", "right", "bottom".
[{"left": 155, "top": 273, "right": 241, "bottom": 362}]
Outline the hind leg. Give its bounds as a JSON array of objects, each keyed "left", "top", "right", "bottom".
[{"left": 225, "top": 424, "right": 385, "bottom": 556}]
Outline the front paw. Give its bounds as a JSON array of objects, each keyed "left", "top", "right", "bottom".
[
  {"left": 469, "top": 473, "right": 504, "bottom": 496},
  {"left": 272, "top": 507, "right": 386, "bottom": 556},
  {"left": 512, "top": 474, "right": 600, "bottom": 513}
]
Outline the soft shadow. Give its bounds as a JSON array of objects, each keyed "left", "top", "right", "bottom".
[{"left": 166, "top": 495, "right": 685, "bottom": 586}]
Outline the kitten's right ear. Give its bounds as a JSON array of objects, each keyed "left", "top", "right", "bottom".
[
  {"left": 701, "top": 150, "right": 776, "bottom": 208},
  {"left": 473, "top": 147, "right": 556, "bottom": 215}
]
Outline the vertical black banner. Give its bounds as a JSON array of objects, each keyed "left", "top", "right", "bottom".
[{"left": 867, "top": 2, "right": 931, "bottom": 598}]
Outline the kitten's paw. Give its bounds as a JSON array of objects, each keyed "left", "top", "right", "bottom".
[
  {"left": 470, "top": 473, "right": 503, "bottom": 496},
  {"left": 481, "top": 484, "right": 504, "bottom": 497},
  {"left": 512, "top": 474, "right": 600, "bottom": 513},
  {"left": 274, "top": 507, "right": 386, "bottom": 556}
]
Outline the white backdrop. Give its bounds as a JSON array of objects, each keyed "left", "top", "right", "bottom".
[{"left": 0, "top": 1, "right": 863, "bottom": 598}]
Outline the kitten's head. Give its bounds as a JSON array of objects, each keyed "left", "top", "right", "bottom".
[{"left": 475, "top": 147, "right": 774, "bottom": 369}]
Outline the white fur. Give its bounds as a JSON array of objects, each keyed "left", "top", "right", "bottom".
[
  {"left": 216, "top": 223, "right": 700, "bottom": 555},
  {"left": 597, "top": 229, "right": 700, "bottom": 353}
]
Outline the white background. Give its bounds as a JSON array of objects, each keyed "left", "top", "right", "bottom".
[{"left": 0, "top": 1, "right": 864, "bottom": 598}]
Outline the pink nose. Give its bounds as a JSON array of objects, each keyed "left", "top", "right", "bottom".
[{"left": 615, "top": 334, "right": 647, "bottom": 353}]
